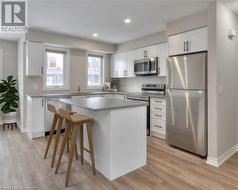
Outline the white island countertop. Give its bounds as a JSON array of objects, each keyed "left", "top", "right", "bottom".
[
  {"left": 59, "top": 96, "right": 148, "bottom": 111},
  {"left": 58, "top": 96, "right": 147, "bottom": 181}
]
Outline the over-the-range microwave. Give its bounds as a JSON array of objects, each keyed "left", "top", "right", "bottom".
[{"left": 134, "top": 57, "right": 158, "bottom": 76}]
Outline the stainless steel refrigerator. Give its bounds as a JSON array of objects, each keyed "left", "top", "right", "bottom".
[{"left": 166, "top": 52, "right": 207, "bottom": 157}]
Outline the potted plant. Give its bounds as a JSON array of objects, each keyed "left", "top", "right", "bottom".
[{"left": 0, "top": 75, "right": 19, "bottom": 124}]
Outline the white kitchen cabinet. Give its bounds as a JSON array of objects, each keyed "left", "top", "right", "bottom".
[
  {"left": 26, "top": 96, "right": 45, "bottom": 139},
  {"left": 150, "top": 98, "right": 166, "bottom": 140},
  {"left": 25, "top": 41, "right": 44, "bottom": 76},
  {"left": 158, "top": 42, "right": 168, "bottom": 76},
  {"left": 117, "top": 53, "right": 128, "bottom": 77},
  {"left": 168, "top": 32, "right": 187, "bottom": 56},
  {"left": 187, "top": 27, "right": 207, "bottom": 53},
  {"left": 145, "top": 45, "right": 159, "bottom": 58},
  {"left": 126, "top": 51, "right": 135, "bottom": 77},
  {"left": 168, "top": 27, "right": 207, "bottom": 56}
]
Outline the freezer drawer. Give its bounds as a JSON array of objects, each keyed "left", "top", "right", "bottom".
[
  {"left": 166, "top": 89, "right": 207, "bottom": 156},
  {"left": 167, "top": 52, "right": 207, "bottom": 90}
]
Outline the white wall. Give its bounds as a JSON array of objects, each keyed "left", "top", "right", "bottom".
[
  {"left": 0, "top": 39, "right": 18, "bottom": 78},
  {"left": 0, "top": 39, "right": 18, "bottom": 125},
  {"left": 26, "top": 29, "right": 116, "bottom": 53},
  {"left": 166, "top": 9, "right": 208, "bottom": 36},
  {"left": 116, "top": 31, "right": 167, "bottom": 53},
  {"left": 207, "top": 1, "right": 238, "bottom": 166}
]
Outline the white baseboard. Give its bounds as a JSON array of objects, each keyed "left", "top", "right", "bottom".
[
  {"left": 206, "top": 144, "right": 238, "bottom": 167},
  {"left": 17, "top": 120, "right": 25, "bottom": 133}
]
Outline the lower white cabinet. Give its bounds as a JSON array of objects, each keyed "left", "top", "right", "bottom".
[
  {"left": 26, "top": 96, "right": 45, "bottom": 139},
  {"left": 150, "top": 98, "right": 166, "bottom": 139}
]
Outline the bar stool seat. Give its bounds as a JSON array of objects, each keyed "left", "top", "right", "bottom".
[
  {"left": 44, "top": 104, "right": 78, "bottom": 168},
  {"left": 55, "top": 108, "right": 96, "bottom": 187}
]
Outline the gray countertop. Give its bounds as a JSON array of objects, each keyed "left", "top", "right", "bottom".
[
  {"left": 59, "top": 97, "right": 148, "bottom": 111},
  {"left": 26, "top": 91, "right": 166, "bottom": 99}
]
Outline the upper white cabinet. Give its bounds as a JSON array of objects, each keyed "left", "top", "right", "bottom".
[
  {"left": 25, "top": 41, "right": 44, "bottom": 76},
  {"left": 168, "top": 27, "right": 207, "bottom": 56},
  {"left": 158, "top": 42, "right": 168, "bottom": 77},
  {"left": 110, "top": 43, "right": 167, "bottom": 78}
]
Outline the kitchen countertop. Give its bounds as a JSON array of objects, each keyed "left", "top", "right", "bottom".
[
  {"left": 26, "top": 91, "right": 166, "bottom": 99},
  {"left": 59, "top": 97, "right": 148, "bottom": 111}
]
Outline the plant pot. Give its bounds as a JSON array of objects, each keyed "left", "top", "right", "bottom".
[{"left": 3, "top": 111, "right": 17, "bottom": 124}]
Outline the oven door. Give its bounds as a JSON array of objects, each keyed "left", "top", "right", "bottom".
[{"left": 134, "top": 59, "right": 150, "bottom": 75}]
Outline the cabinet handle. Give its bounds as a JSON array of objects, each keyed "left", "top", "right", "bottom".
[
  {"left": 155, "top": 124, "right": 162, "bottom": 129},
  {"left": 155, "top": 114, "right": 162, "bottom": 117},
  {"left": 186, "top": 41, "right": 190, "bottom": 51},
  {"left": 155, "top": 100, "right": 162, "bottom": 103},
  {"left": 184, "top": 42, "right": 186, "bottom": 51},
  {"left": 41, "top": 66, "right": 43, "bottom": 75},
  {"left": 155, "top": 108, "right": 162, "bottom": 110}
]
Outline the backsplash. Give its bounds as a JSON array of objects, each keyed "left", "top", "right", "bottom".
[{"left": 119, "top": 76, "right": 166, "bottom": 92}]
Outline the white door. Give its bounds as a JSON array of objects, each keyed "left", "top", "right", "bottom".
[
  {"left": 32, "top": 98, "right": 45, "bottom": 134},
  {"left": 26, "top": 41, "right": 44, "bottom": 76},
  {"left": 158, "top": 42, "right": 168, "bottom": 76},
  {"left": 168, "top": 32, "right": 187, "bottom": 56},
  {"left": 187, "top": 27, "right": 208, "bottom": 53}
]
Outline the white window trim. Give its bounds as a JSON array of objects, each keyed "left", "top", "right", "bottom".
[
  {"left": 86, "top": 52, "right": 105, "bottom": 90},
  {"left": 43, "top": 46, "right": 70, "bottom": 91}
]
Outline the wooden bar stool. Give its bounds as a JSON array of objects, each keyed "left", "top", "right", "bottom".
[
  {"left": 55, "top": 108, "right": 96, "bottom": 187},
  {"left": 44, "top": 104, "right": 78, "bottom": 168}
]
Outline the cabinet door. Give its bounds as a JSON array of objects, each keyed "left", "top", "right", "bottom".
[
  {"left": 111, "top": 54, "right": 119, "bottom": 78},
  {"left": 32, "top": 98, "right": 45, "bottom": 134},
  {"left": 168, "top": 33, "right": 187, "bottom": 56},
  {"left": 147, "top": 45, "right": 159, "bottom": 58},
  {"left": 158, "top": 42, "right": 168, "bottom": 76},
  {"left": 127, "top": 51, "right": 135, "bottom": 77},
  {"left": 117, "top": 53, "right": 128, "bottom": 77},
  {"left": 26, "top": 41, "right": 44, "bottom": 76},
  {"left": 187, "top": 27, "right": 207, "bottom": 53}
]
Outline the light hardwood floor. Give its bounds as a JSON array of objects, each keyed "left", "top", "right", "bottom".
[{"left": 1, "top": 128, "right": 238, "bottom": 190}]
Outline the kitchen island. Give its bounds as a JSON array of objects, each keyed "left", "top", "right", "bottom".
[{"left": 59, "top": 96, "right": 148, "bottom": 180}]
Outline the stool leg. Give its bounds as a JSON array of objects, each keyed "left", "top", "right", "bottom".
[
  {"left": 44, "top": 115, "right": 58, "bottom": 159},
  {"left": 67, "top": 138, "right": 70, "bottom": 153},
  {"left": 11, "top": 124, "right": 13, "bottom": 130},
  {"left": 55, "top": 124, "right": 70, "bottom": 174},
  {"left": 51, "top": 117, "right": 63, "bottom": 168},
  {"left": 75, "top": 143, "right": 78, "bottom": 160},
  {"left": 65, "top": 126, "right": 78, "bottom": 187},
  {"left": 86, "top": 122, "right": 96, "bottom": 175},
  {"left": 3, "top": 124, "right": 5, "bottom": 131},
  {"left": 80, "top": 125, "right": 84, "bottom": 165}
]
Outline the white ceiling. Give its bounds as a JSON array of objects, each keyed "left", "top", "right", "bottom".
[{"left": 1, "top": 0, "right": 215, "bottom": 44}]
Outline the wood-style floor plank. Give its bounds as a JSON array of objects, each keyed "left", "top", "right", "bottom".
[{"left": 1, "top": 128, "right": 238, "bottom": 190}]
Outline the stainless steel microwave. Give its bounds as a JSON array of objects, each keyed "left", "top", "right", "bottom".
[{"left": 134, "top": 57, "right": 158, "bottom": 76}]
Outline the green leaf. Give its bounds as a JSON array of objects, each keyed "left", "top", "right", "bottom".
[
  {"left": 1, "top": 102, "right": 11, "bottom": 113},
  {"left": 7, "top": 75, "right": 13, "bottom": 82}
]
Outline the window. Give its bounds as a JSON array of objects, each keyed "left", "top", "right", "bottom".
[
  {"left": 87, "top": 54, "right": 104, "bottom": 87},
  {"left": 44, "top": 49, "right": 69, "bottom": 90}
]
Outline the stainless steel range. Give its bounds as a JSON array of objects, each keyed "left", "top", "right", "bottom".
[{"left": 126, "top": 84, "right": 166, "bottom": 136}]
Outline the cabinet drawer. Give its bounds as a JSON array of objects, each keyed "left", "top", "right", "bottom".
[
  {"left": 151, "top": 117, "right": 165, "bottom": 126},
  {"left": 151, "top": 113, "right": 166, "bottom": 121},
  {"left": 150, "top": 98, "right": 166, "bottom": 107},
  {"left": 151, "top": 125, "right": 166, "bottom": 135},
  {"left": 151, "top": 106, "right": 166, "bottom": 114}
]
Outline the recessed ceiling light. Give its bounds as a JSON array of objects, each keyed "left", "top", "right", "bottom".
[
  {"left": 124, "top": 18, "right": 131, "bottom": 24},
  {"left": 93, "top": 33, "right": 98, "bottom": 37}
]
